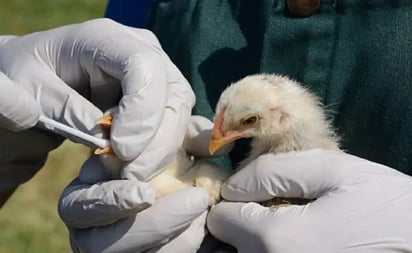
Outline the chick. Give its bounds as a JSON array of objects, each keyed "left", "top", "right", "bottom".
[
  {"left": 209, "top": 73, "right": 340, "bottom": 207},
  {"left": 94, "top": 73, "right": 338, "bottom": 208},
  {"left": 94, "top": 110, "right": 229, "bottom": 206},
  {"left": 210, "top": 73, "right": 339, "bottom": 163}
]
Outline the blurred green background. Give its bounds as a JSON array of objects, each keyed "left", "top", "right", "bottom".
[{"left": 0, "top": 1, "right": 107, "bottom": 252}]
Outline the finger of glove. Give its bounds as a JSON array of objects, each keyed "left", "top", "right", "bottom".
[
  {"left": 207, "top": 202, "right": 274, "bottom": 253},
  {"left": 58, "top": 178, "right": 155, "bottom": 229},
  {"left": 80, "top": 19, "right": 173, "bottom": 161},
  {"left": 121, "top": 66, "right": 194, "bottom": 181},
  {"left": 154, "top": 211, "right": 208, "bottom": 253},
  {"left": 183, "top": 116, "right": 234, "bottom": 157},
  {"left": 207, "top": 201, "right": 307, "bottom": 253},
  {"left": 0, "top": 72, "right": 41, "bottom": 131},
  {"left": 112, "top": 26, "right": 195, "bottom": 163},
  {"left": 222, "top": 149, "right": 354, "bottom": 202},
  {"left": 70, "top": 187, "right": 209, "bottom": 253}
]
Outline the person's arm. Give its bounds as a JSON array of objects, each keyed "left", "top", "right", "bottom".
[
  {"left": 105, "top": 0, "right": 153, "bottom": 28},
  {"left": 208, "top": 149, "right": 412, "bottom": 252},
  {"left": 0, "top": 71, "right": 42, "bottom": 207}
]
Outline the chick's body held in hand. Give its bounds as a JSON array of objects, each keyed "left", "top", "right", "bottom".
[
  {"left": 93, "top": 109, "right": 229, "bottom": 206},
  {"left": 92, "top": 73, "right": 339, "bottom": 207}
]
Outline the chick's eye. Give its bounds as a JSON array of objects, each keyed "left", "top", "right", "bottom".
[{"left": 240, "top": 115, "right": 259, "bottom": 126}]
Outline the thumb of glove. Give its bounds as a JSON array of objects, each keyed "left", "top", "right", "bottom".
[
  {"left": 0, "top": 72, "right": 41, "bottom": 131},
  {"left": 221, "top": 149, "right": 353, "bottom": 202}
]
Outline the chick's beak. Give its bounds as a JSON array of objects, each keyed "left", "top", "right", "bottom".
[
  {"left": 94, "top": 114, "right": 114, "bottom": 155},
  {"left": 209, "top": 112, "right": 248, "bottom": 155}
]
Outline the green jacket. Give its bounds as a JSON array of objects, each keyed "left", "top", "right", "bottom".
[{"left": 147, "top": 0, "right": 412, "bottom": 174}]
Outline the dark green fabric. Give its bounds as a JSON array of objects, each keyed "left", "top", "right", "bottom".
[{"left": 147, "top": 0, "right": 412, "bottom": 174}]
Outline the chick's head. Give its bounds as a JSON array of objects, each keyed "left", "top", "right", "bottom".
[{"left": 209, "top": 74, "right": 326, "bottom": 155}]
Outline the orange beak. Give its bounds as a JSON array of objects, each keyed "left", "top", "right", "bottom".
[
  {"left": 209, "top": 112, "right": 248, "bottom": 155},
  {"left": 94, "top": 114, "right": 114, "bottom": 155}
]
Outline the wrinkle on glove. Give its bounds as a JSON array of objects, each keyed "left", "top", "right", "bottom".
[
  {"left": 59, "top": 178, "right": 155, "bottom": 229},
  {"left": 69, "top": 187, "right": 209, "bottom": 253},
  {"left": 0, "top": 72, "right": 41, "bottom": 131}
]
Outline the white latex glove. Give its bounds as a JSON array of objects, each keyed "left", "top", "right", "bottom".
[
  {"left": 59, "top": 176, "right": 209, "bottom": 253},
  {"left": 0, "top": 18, "right": 194, "bottom": 192},
  {"left": 207, "top": 149, "right": 412, "bottom": 253},
  {"left": 59, "top": 116, "right": 221, "bottom": 253}
]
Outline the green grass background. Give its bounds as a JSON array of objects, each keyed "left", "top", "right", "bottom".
[{"left": 0, "top": 1, "right": 107, "bottom": 252}]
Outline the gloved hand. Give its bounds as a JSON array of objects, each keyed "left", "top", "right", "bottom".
[
  {"left": 207, "top": 149, "right": 412, "bottom": 253},
  {"left": 0, "top": 18, "right": 194, "bottom": 199},
  {"left": 59, "top": 116, "right": 222, "bottom": 253},
  {"left": 59, "top": 174, "right": 209, "bottom": 253}
]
